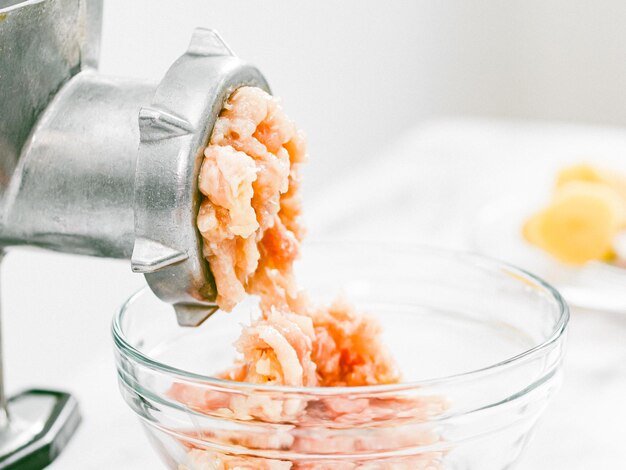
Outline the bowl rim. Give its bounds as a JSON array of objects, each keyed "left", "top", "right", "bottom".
[{"left": 112, "top": 243, "right": 569, "bottom": 395}]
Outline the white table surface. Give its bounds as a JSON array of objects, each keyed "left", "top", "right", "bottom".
[{"left": 5, "top": 118, "right": 623, "bottom": 468}]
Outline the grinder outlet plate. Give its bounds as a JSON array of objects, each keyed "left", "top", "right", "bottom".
[
  {"left": 0, "top": 390, "right": 81, "bottom": 470},
  {"left": 133, "top": 28, "right": 270, "bottom": 326}
]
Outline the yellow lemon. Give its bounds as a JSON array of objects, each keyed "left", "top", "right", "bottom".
[{"left": 524, "top": 182, "right": 624, "bottom": 264}]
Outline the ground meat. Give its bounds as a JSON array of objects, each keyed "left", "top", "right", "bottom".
[
  {"left": 196, "top": 87, "right": 400, "bottom": 390},
  {"left": 197, "top": 87, "right": 306, "bottom": 312},
  {"left": 310, "top": 298, "right": 400, "bottom": 387},
  {"left": 180, "top": 449, "right": 291, "bottom": 470},
  {"left": 182, "top": 87, "right": 443, "bottom": 469}
]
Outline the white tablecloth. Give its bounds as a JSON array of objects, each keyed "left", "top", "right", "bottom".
[{"left": 7, "top": 118, "right": 620, "bottom": 468}]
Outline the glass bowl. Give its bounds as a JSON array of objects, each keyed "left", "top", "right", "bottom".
[{"left": 112, "top": 243, "right": 568, "bottom": 470}]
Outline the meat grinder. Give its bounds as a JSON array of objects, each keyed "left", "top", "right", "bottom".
[{"left": 0, "top": 0, "right": 270, "bottom": 467}]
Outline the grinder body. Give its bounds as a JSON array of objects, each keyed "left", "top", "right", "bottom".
[
  {"left": 1, "top": 72, "right": 152, "bottom": 259},
  {"left": 0, "top": 0, "right": 270, "bottom": 325}
]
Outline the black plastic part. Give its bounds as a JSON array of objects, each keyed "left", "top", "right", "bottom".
[{"left": 0, "top": 389, "right": 81, "bottom": 470}]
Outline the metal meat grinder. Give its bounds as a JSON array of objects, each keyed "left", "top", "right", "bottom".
[{"left": 0, "top": 0, "right": 270, "bottom": 467}]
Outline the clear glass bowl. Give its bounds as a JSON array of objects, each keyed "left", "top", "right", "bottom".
[{"left": 112, "top": 243, "right": 569, "bottom": 470}]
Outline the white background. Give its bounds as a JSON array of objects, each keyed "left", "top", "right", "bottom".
[
  {"left": 4, "top": 1, "right": 626, "bottom": 468},
  {"left": 99, "top": 0, "right": 626, "bottom": 197}
]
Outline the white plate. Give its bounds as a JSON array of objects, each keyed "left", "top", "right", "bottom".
[{"left": 472, "top": 192, "right": 626, "bottom": 313}]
